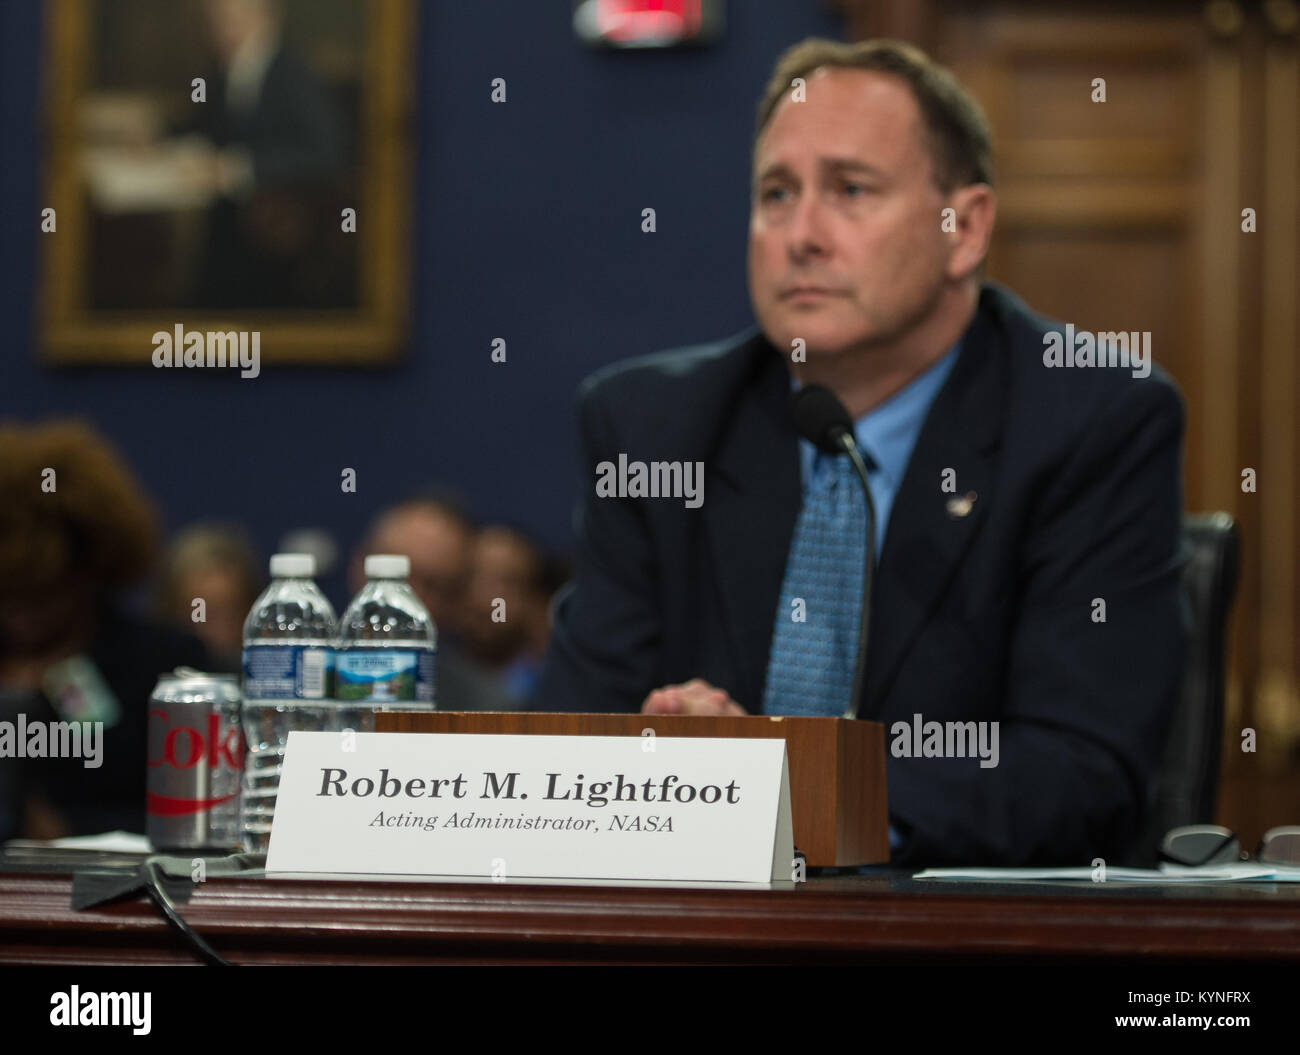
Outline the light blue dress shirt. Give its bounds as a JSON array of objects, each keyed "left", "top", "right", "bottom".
[
  {"left": 796, "top": 340, "right": 961, "bottom": 557},
  {"left": 791, "top": 339, "right": 962, "bottom": 855}
]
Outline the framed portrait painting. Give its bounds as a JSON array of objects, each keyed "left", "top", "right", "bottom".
[{"left": 39, "top": 0, "right": 415, "bottom": 365}]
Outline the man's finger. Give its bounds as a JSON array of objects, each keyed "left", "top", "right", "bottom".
[{"left": 642, "top": 688, "right": 683, "bottom": 714}]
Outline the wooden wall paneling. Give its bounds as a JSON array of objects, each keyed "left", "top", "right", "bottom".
[
  {"left": 1201, "top": 1, "right": 1249, "bottom": 755},
  {"left": 1255, "top": 5, "right": 1300, "bottom": 772},
  {"left": 836, "top": 1, "right": 1299, "bottom": 842},
  {"left": 937, "top": 6, "right": 1207, "bottom": 466},
  {"left": 830, "top": 0, "right": 936, "bottom": 47}
]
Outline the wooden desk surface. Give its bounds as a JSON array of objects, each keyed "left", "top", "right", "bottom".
[{"left": 2, "top": 863, "right": 1299, "bottom": 965}]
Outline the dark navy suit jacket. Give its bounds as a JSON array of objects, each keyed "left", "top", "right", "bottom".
[{"left": 534, "top": 283, "right": 1188, "bottom": 867}]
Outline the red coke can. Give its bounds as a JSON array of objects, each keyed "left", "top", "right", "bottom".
[{"left": 147, "top": 669, "right": 245, "bottom": 852}]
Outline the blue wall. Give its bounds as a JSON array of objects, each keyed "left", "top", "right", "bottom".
[{"left": 0, "top": 1, "right": 845, "bottom": 605}]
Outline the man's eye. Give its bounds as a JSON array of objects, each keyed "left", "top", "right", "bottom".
[
  {"left": 760, "top": 186, "right": 790, "bottom": 203},
  {"left": 842, "top": 182, "right": 870, "bottom": 197}
]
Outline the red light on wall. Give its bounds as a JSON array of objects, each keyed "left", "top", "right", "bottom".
[{"left": 574, "top": 0, "right": 723, "bottom": 49}]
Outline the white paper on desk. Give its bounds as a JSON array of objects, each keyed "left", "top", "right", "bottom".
[
  {"left": 913, "top": 864, "right": 1294, "bottom": 882},
  {"left": 30, "top": 831, "right": 151, "bottom": 853},
  {"left": 1159, "top": 861, "right": 1300, "bottom": 882}
]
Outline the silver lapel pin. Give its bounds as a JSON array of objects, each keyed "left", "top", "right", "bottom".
[{"left": 946, "top": 491, "right": 978, "bottom": 518}]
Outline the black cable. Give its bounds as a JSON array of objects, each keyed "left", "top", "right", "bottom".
[
  {"left": 143, "top": 857, "right": 235, "bottom": 967},
  {"left": 841, "top": 435, "right": 877, "bottom": 721}
]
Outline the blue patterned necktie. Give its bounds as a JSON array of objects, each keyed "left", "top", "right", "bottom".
[{"left": 763, "top": 450, "right": 875, "bottom": 716}]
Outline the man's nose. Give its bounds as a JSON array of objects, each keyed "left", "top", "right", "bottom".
[{"left": 786, "top": 192, "right": 830, "bottom": 261}]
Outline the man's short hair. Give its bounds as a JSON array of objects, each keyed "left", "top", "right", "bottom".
[{"left": 755, "top": 38, "right": 994, "bottom": 193}]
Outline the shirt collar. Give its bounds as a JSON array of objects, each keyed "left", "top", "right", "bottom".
[{"left": 793, "top": 338, "right": 962, "bottom": 491}]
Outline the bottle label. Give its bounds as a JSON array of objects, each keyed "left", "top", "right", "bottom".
[
  {"left": 335, "top": 649, "right": 434, "bottom": 703},
  {"left": 242, "top": 646, "right": 333, "bottom": 701}
]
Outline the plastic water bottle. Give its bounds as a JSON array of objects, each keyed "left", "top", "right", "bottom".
[
  {"left": 240, "top": 553, "right": 337, "bottom": 853},
  {"left": 335, "top": 554, "right": 437, "bottom": 731}
]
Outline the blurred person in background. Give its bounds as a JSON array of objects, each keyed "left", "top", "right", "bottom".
[
  {"left": 0, "top": 420, "right": 211, "bottom": 840},
  {"left": 156, "top": 522, "right": 264, "bottom": 673},
  {"left": 349, "top": 493, "right": 515, "bottom": 712},
  {"left": 463, "top": 525, "right": 568, "bottom": 706}
]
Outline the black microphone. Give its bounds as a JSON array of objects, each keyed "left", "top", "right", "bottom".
[{"left": 788, "top": 384, "right": 877, "bottom": 720}]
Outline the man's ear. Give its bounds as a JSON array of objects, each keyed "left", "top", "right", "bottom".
[{"left": 943, "top": 184, "right": 996, "bottom": 281}]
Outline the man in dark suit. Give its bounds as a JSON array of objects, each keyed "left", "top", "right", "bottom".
[
  {"left": 533, "top": 39, "right": 1187, "bottom": 867},
  {"left": 182, "top": 0, "right": 346, "bottom": 308}
]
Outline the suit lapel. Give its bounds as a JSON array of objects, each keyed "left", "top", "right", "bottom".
[
  {"left": 702, "top": 291, "right": 1008, "bottom": 716},
  {"left": 705, "top": 337, "right": 800, "bottom": 711},
  {"left": 862, "top": 293, "right": 1008, "bottom": 717}
]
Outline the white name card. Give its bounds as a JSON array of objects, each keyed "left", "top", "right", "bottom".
[{"left": 265, "top": 732, "right": 794, "bottom": 884}]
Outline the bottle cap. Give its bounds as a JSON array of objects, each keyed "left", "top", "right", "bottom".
[
  {"left": 365, "top": 554, "right": 410, "bottom": 579},
  {"left": 270, "top": 553, "right": 315, "bottom": 578}
]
